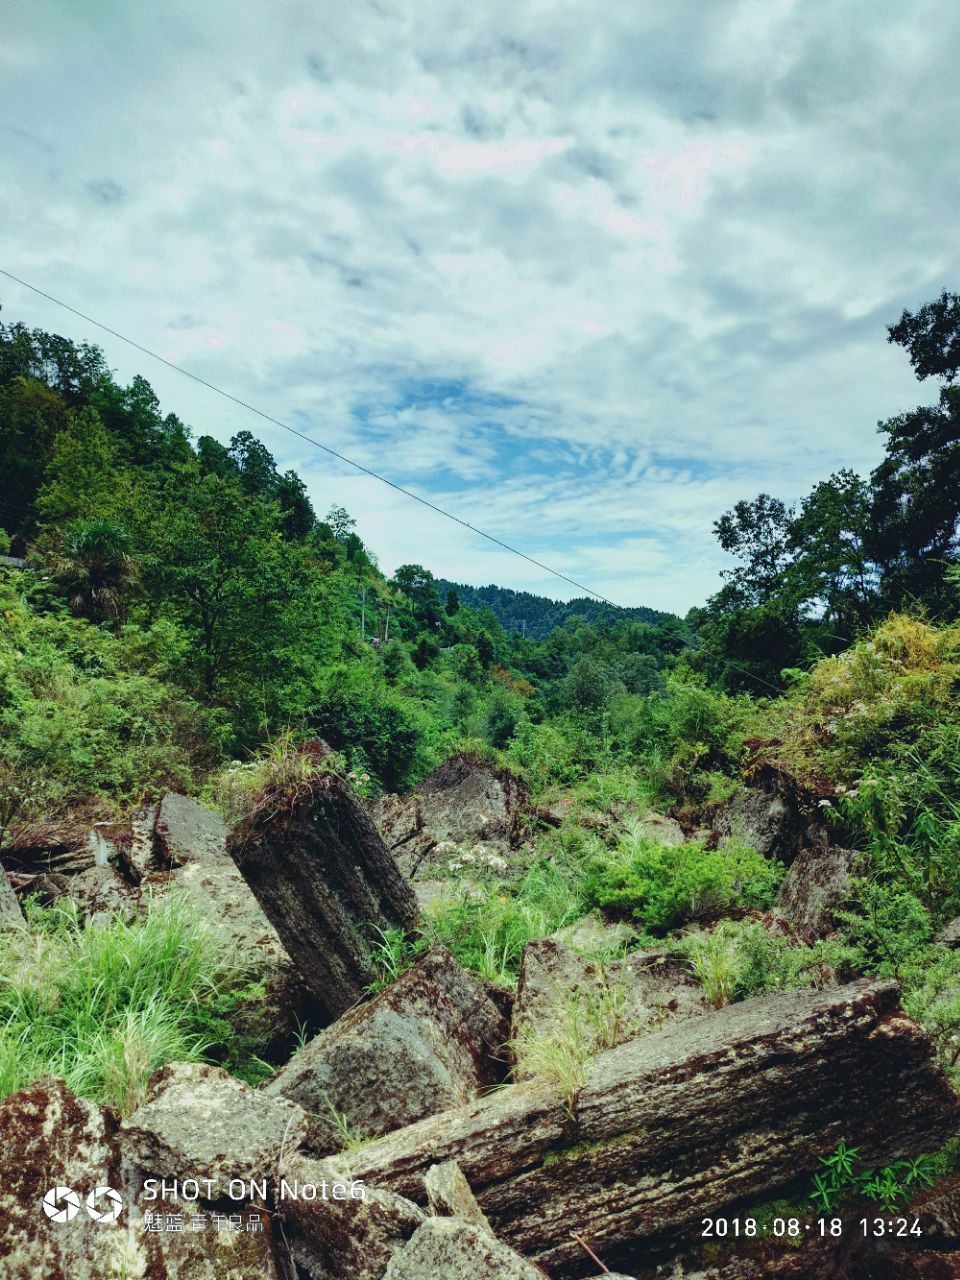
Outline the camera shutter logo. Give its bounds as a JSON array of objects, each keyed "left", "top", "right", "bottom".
[
  {"left": 41, "top": 1186, "right": 124, "bottom": 1224},
  {"left": 86, "top": 1186, "right": 124, "bottom": 1223},
  {"left": 42, "top": 1187, "right": 81, "bottom": 1223}
]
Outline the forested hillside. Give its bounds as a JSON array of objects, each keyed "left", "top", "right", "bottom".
[
  {"left": 433, "top": 579, "right": 673, "bottom": 639},
  {"left": 3, "top": 293, "right": 960, "bottom": 1277}
]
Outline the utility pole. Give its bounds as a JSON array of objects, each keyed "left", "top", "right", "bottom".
[
  {"left": 384, "top": 607, "right": 390, "bottom": 643},
  {"left": 360, "top": 585, "right": 366, "bottom": 639}
]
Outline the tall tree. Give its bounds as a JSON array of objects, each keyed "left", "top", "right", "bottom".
[
  {"left": 788, "top": 470, "right": 876, "bottom": 637},
  {"left": 870, "top": 385, "right": 960, "bottom": 612},
  {"left": 36, "top": 407, "right": 119, "bottom": 522},
  {"left": 714, "top": 494, "right": 794, "bottom": 605},
  {"left": 888, "top": 290, "right": 960, "bottom": 383},
  {"left": 227, "top": 429, "right": 278, "bottom": 497}
]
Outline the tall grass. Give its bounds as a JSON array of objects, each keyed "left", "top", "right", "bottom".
[
  {"left": 427, "top": 860, "right": 585, "bottom": 987},
  {"left": 0, "top": 895, "right": 247, "bottom": 1114}
]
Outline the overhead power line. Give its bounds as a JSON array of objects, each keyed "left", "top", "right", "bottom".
[{"left": 0, "top": 267, "right": 618, "bottom": 607}]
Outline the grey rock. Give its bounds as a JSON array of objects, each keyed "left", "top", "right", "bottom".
[
  {"left": 0, "top": 1075, "right": 283, "bottom": 1280},
  {"left": 635, "top": 810, "right": 686, "bottom": 846},
  {"left": 383, "top": 1217, "right": 547, "bottom": 1279},
  {"left": 776, "top": 845, "right": 857, "bottom": 938},
  {"left": 713, "top": 781, "right": 804, "bottom": 861},
  {"left": 62, "top": 864, "right": 137, "bottom": 924},
  {"left": 155, "top": 793, "right": 229, "bottom": 866},
  {"left": 0, "top": 1075, "right": 121, "bottom": 1280},
  {"left": 121, "top": 1061, "right": 315, "bottom": 1191},
  {"left": 423, "top": 1161, "right": 491, "bottom": 1229},
  {"left": 512, "top": 938, "right": 708, "bottom": 1056},
  {"left": 167, "top": 854, "right": 304, "bottom": 1057},
  {"left": 551, "top": 912, "right": 636, "bottom": 957},
  {"left": 263, "top": 948, "right": 507, "bottom": 1146},
  {"left": 371, "top": 753, "right": 531, "bottom": 878},
  {"left": 346, "top": 980, "right": 960, "bottom": 1276},
  {"left": 0, "top": 864, "right": 24, "bottom": 929},
  {"left": 939, "top": 917, "right": 960, "bottom": 948},
  {"left": 228, "top": 771, "right": 419, "bottom": 1021},
  {"left": 281, "top": 1152, "right": 424, "bottom": 1280}
]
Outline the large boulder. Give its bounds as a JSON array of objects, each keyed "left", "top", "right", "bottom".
[
  {"left": 154, "top": 792, "right": 230, "bottom": 867},
  {"left": 383, "top": 1217, "right": 547, "bottom": 1279},
  {"left": 551, "top": 913, "right": 637, "bottom": 957},
  {"left": 633, "top": 811, "right": 686, "bottom": 846},
  {"left": 341, "top": 979, "right": 960, "bottom": 1276},
  {"left": 120, "top": 1062, "right": 316, "bottom": 1191},
  {"left": 0, "top": 1075, "right": 284, "bottom": 1280},
  {"left": 228, "top": 771, "right": 419, "bottom": 1022},
  {"left": 280, "top": 1152, "right": 425, "bottom": 1280},
  {"left": 166, "top": 853, "right": 304, "bottom": 1056},
  {"left": 55, "top": 864, "right": 137, "bottom": 925},
  {"left": 512, "top": 938, "right": 708, "bottom": 1055},
  {"left": 371, "top": 753, "right": 531, "bottom": 878},
  {"left": 775, "top": 844, "right": 857, "bottom": 939},
  {"left": 712, "top": 777, "right": 805, "bottom": 862},
  {"left": 263, "top": 947, "right": 508, "bottom": 1146}
]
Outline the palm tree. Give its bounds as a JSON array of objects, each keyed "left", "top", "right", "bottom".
[{"left": 52, "top": 518, "right": 138, "bottom": 621}]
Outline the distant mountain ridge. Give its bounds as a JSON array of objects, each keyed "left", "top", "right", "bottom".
[{"left": 434, "top": 579, "right": 674, "bottom": 639}]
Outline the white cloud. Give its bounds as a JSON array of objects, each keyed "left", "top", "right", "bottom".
[{"left": 1, "top": 0, "right": 958, "bottom": 611}]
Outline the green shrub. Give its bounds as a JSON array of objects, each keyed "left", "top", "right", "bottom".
[
  {"left": 309, "top": 663, "right": 435, "bottom": 790},
  {"left": 810, "top": 1140, "right": 936, "bottom": 1214},
  {"left": 837, "top": 880, "right": 934, "bottom": 978},
  {"left": 0, "top": 581, "right": 217, "bottom": 837},
  {"left": 775, "top": 613, "right": 960, "bottom": 787},
  {"left": 582, "top": 826, "right": 781, "bottom": 932},
  {"left": 506, "top": 717, "right": 595, "bottom": 792}
]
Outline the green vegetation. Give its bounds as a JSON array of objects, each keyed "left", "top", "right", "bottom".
[
  {"left": 582, "top": 826, "right": 781, "bottom": 932},
  {"left": 809, "top": 1140, "right": 937, "bottom": 1214},
  {"left": 3, "top": 288, "right": 960, "bottom": 1210},
  {"left": 0, "top": 896, "right": 264, "bottom": 1113}
]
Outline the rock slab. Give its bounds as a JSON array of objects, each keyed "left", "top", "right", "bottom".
[
  {"left": 280, "top": 1152, "right": 424, "bottom": 1280},
  {"left": 0, "top": 1075, "right": 283, "bottom": 1280},
  {"left": 384, "top": 1217, "right": 547, "bottom": 1279},
  {"left": 263, "top": 947, "right": 508, "bottom": 1146},
  {"left": 228, "top": 771, "right": 419, "bottom": 1021},
  {"left": 776, "top": 844, "right": 857, "bottom": 938},
  {"left": 513, "top": 937, "right": 708, "bottom": 1053},
  {"left": 371, "top": 752, "right": 531, "bottom": 878},
  {"left": 343, "top": 979, "right": 960, "bottom": 1275},
  {"left": 120, "top": 1061, "right": 315, "bottom": 1190}
]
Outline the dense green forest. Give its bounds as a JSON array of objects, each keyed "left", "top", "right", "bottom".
[
  {"left": 433, "top": 579, "right": 672, "bottom": 639},
  {"left": 2, "top": 291, "right": 958, "bottom": 827},
  {"left": 2, "top": 291, "right": 960, "bottom": 1175}
]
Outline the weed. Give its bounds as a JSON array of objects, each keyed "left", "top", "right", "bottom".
[
  {"left": 511, "top": 974, "right": 636, "bottom": 1114},
  {"left": 809, "top": 1139, "right": 937, "bottom": 1213},
  {"left": 685, "top": 931, "right": 739, "bottom": 1009},
  {"left": 426, "top": 860, "right": 584, "bottom": 987},
  {"left": 366, "top": 926, "right": 428, "bottom": 994},
  {"left": 213, "top": 732, "right": 338, "bottom": 840}
]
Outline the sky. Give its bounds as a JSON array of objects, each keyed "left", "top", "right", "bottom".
[{"left": 1, "top": 0, "right": 958, "bottom": 613}]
